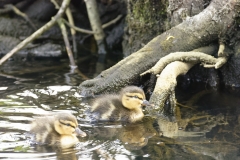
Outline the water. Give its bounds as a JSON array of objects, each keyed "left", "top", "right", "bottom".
[{"left": 0, "top": 58, "right": 240, "bottom": 160}]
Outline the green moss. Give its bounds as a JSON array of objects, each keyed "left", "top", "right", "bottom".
[
  {"left": 14, "top": 145, "right": 30, "bottom": 152},
  {"left": 129, "top": 0, "right": 168, "bottom": 29},
  {"left": 124, "top": 0, "right": 169, "bottom": 54}
]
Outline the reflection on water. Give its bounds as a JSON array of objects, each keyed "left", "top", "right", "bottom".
[
  {"left": 0, "top": 60, "right": 240, "bottom": 159},
  {"left": 0, "top": 85, "right": 156, "bottom": 159}
]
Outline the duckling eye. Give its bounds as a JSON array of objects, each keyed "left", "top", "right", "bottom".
[
  {"left": 65, "top": 123, "right": 75, "bottom": 129},
  {"left": 134, "top": 95, "right": 143, "bottom": 100},
  {"left": 66, "top": 123, "right": 71, "bottom": 127},
  {"left": 127, "top": 95, "right": 143, "bottom": 100},
  {"left": 59, "top": 120, "right": 75, "bottom": 128}
]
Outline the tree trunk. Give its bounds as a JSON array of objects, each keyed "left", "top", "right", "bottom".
[
  {"left": 78, "top": 0, "right": 238, "bottom": 97},
  {"left": 122, "top": 0, "right": 169, "bottom": 56}
]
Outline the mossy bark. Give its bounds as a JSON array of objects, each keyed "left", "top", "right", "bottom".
[{"left": 122, "top": 0, "right": 169, "bottom": 56}]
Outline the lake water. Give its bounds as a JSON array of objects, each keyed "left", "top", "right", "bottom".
[{"left": 0, "top": 58, "right": 240, "bottom": 160}]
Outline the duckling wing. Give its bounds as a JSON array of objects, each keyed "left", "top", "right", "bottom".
[
  {"left": 89, "top": 95, "right": 122, "bottom": 122},
  {"left": 30, "top": 116, "right": 55, "bottom": 132},
  {"left": 30, "top": 116, "right": 59, "bottom": 144}
]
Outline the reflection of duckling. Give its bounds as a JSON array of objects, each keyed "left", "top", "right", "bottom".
[
  {"left": 30, "top": 113, "right": 87, "bottom": 148},
  {"left": 89, "top": 86, "right": 150, "bottom": 123},
  {"left": 119, "top": 118, "right": 157, "bottom": 150}
]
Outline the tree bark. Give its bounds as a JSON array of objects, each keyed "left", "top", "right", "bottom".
[
  {"left": 122, "top": 0, "right": 169, "bottom": 56},
  {"left": 78, "top": 0, "right": 238, "bottom": 97}
]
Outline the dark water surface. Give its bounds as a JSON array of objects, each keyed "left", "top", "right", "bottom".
[{"left": 0, "top": 59, "right": 240, "bottom": 160}]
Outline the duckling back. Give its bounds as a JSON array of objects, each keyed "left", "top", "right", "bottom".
[
  {"left": 88, "top": 86, "right": 149, "bottom": 123},
  {"left": 89, "top": 94, "right": 121, "bottom": 121},
  {"left": 30, "top": 115, "right": 60, "bottom": 145}
]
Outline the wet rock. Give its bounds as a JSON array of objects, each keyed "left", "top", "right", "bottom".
[{"left": 0, "top": 35, "right": 63, "bottom": 59}]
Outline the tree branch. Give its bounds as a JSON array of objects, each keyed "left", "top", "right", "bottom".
[
  {"left": 141, "top": 52, "right": 228, "bottom": 76},
  {"left": 147, "top": 45, "right": 228, "bottom": 118},
  {"left": 0, "top": 0, "right": 71, "bottom": 66}
]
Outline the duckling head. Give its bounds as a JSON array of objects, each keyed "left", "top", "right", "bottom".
[
  {"left": 53, "top": 113, "right": 86, "bottom": 137},
  {"left": 121, "top": 86, "right": 150, "bottom": 110}
]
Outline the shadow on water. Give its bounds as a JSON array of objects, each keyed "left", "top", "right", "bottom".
[{"left": 0, "top": 56, "right": 240, "bottom": 159}]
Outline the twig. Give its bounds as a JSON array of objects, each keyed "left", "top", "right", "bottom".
[
  {"left": 4, "top": 4, "right": 37, "bottom": 30},
  {"left": 102, "top": 15, "right": 123, "bottom": 28},
  {"left": 50, "top": 0, "right": 76, "bottom": 67},
  {"left": 176, "top": 102, "right": 196, "bottom": 110},
  {"left": 50, "top": 0, "right": 60, "bottom": 8},
  {"left": 51, "top": 0, "right": 89, "bottom": 79},
  {"left": 66, "top": 8, "right": 78, "bottom": 57},
  {"left": 50, "top": 0, "right": 77, "bottom": 68},
  {"left": 0, "top": 0, "right": 31, "bottom": 14},
  {"left": 0, "top": 0, "right": 71, "bottom": 66},
  {"left": 0, "top": 6, "right": 12, "bottom": 14},
  {"left": 62, "top": 14, "right": 123, "bottom": 35},
  {"left": 0, "top": 72, "right": 33, "bottom": 81},
  {"left": 62, "top": 19, "right": 94, "bottom": 34},
  {"left": 57, "top": 19, "right": 76, "bottom": 67}
]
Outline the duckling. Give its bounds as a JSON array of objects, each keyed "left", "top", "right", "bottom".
[
  {"left": 88, "top": 86, "right": 150, "bottom": 123},
  {"left": 30, "top": 112, "right": 87, "bottom": 148}
]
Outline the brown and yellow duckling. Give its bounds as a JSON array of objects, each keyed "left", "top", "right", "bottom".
[
  {"left": 88, "top": 86, "right": 150, "bottom": 123},
  {"left": 30, "top": 112, "right": 87, "bottom": 148}
]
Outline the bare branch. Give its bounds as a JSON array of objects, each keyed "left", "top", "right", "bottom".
[
  {"left": 57, "top": 19, "right": 76, "bottom": 67},
  {"left": 5, "top": 4, "right": 37, "bottom": 30},
  {"left": 85, "top": 0, "right": 105, "bottom": 41},
  {"left": 0, "top": 0, "right": 71, "bottom": 66},
  {"left": 66, "top": 8, "right": 77, "bottom": 56},
  {"left": 102, "top": 15, "right": 123, "bottom": 28},
  {"left": 62, "top": 14, "right": 123, "bottom": 34},
  {"left": 141, "top": 52, "right": 228, "bottom": 76}
]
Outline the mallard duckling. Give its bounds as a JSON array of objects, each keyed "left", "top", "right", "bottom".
[
  {"left": 30, "top": 112, "right": 87, "bottom": 148},
  {"left": 88, "top": 86, "right": 150, "bottom": 123}
]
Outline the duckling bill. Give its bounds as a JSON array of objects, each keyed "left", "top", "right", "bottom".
[
  {"left": 88, "top": 86, "right": 150, "bottom": 123},
  {"left": 30, "top": 112, "right": 86, "bottom": 148}
]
